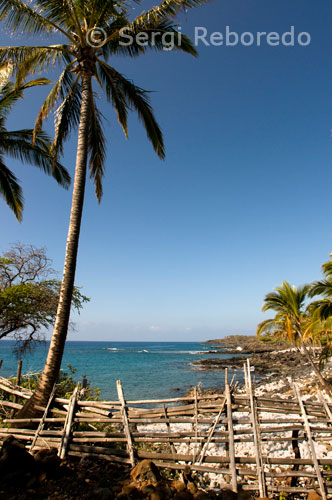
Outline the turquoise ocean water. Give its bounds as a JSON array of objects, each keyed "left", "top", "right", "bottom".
[{"left": 0, "top": 341, "right": 239, "bottom": 400}]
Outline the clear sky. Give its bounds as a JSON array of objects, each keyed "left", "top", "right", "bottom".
[{"left": 1, "top": 0, "right": 332, "bottom": 342}]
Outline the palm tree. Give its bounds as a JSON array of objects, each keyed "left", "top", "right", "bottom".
[
  {"left": 257, "top": 281, "right": 332, "bottom": 394},
  {"left": 0, "top": 0, "right": 207, "bottom": 417},
  {"left": 0, "top": 73, "right": 70, "bottom": 221},
  {"left": 307, "top": 255, "right": 332, "bottom": 369},
  {"left": 309, "top": 255, "right": 332, "bottom": 320}
]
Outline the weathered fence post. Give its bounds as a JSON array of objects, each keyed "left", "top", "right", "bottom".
[
  {"left": 58, "top": 386, "right": 79, "bottom": 459},
  {"left": 117, "top": 380, "right": 135, "bottom": 467}
]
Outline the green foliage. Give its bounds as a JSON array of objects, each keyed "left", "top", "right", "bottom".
[
  {"left": 0, "top": 243, "right": 89, "bottom": 351},
  {"left": 159, "top": 468, "right": 180, "bottom": 481},
  {"left": 18, "top": 363, "right": 100, "bottom": 401},
  {"left": 323, "top": 464, "right": 332, "bottom": 482},
  {"left": 257, "top": 281, "right": 310, "bottom": 344},
  {"left": 0, "top": 70, "right": 70, "bottom": 220}
]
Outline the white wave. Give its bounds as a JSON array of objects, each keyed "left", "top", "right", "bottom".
[
  {"left": 138, "top": 349, "right": 149, "bottom": 353},
  {"left": 152, "top": 350, "right": 202, "bottom": 355},
  {"left": 106, "top": 348, "right": 119, "bottom": 351}
]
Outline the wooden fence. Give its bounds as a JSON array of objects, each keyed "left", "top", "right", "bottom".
[{"left": 0, "top": 361, "right": 332, "bottom": 499}]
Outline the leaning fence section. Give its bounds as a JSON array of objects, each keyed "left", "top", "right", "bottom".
[{"left": 0, "top": 363, "right": 332, "bottom": 498}]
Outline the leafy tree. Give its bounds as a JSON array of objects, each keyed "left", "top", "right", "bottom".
[
  {"left": 257, "top": 280, "right": 332, "bottom": 395},
  {"left": 0, "top": 68, "right": 70, "bottom": 221},
  {"left": 0, "top": 243, "right": 89, "bottom": 352},
  {"left": 0, "top": 0, "right": 208, "bottom": 417}
]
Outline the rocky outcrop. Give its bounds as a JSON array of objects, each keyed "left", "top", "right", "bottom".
[
  {"left": 193, "top": 334, "right": 322, "bottom": 389},
  {"left": 202, "top": 335, "right": 288, "bottom": 354},
  {"left": 192, "top": 347, "right": 312, "bottom": 382}
]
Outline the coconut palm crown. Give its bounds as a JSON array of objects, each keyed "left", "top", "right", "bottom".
[
  {"left": 257, "top": 281, "right": 310, "bottom": 343},
  {"left": 0, "top": 0, "right": 204, "bottom": 194},
  {"left": 0, "top": 74, "right": 70, "bottom": 221},
  {"left": 257, "top": 280, "right": 332, "bottom": 394},
  {"left": 0, "top": 0, "right": 208, "bottom": 417}
]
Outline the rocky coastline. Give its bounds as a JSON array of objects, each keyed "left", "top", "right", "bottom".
[
  {"left": 201, "top": 334, "right": 289, "bottom": 354},
  {"left": 193, "top": 335, "right": 319, "bottom": 392}
]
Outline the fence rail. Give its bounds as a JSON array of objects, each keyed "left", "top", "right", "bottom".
[{"left": 0, "top": 362, "right": 332, "bottom": 498}]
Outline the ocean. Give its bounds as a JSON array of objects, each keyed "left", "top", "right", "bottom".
[{"left": 0, "top": 341, "right": 239, "bottom": 400}]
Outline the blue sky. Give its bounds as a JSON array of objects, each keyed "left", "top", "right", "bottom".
[{"left": 1, "top": 0, "right": 332, "bottom": 341}]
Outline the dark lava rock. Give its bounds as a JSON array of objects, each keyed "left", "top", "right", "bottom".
[
  {"left": 33, "top": 447, "right": 63, "bottom": 479},
  {"left": 0, "top": 435, "right": 36, "bottom": 476}
]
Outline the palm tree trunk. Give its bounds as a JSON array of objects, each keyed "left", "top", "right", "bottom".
[
  {"left": 296, "top": 328, "right": 332, "bottom": 397},
  {"left": 16, "top": 70, "right": 92, "bottom": 419}
]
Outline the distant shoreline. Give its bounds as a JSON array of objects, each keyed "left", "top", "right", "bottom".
[{"left": 192, "top": 334, "right": 310, "bottom": 387}]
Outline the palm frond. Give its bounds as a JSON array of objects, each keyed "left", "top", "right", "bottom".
[
  {"left": 0, "top": 79, "right": 51, "bottom": 118},
  {"left": 15, "top": 46, "right": 73, "bottom": 85},
  {"left": 88, "top": 97, "right": 106, "bottom": 202},
  {"left": 0, "top": 156, "right": 23, "bottom": 221},
  {"left": 84, "top": 0, "right": 124, "bottom": 29},
  {"left": 97, "top": 61, "right": 165, "bottom": 159},
  {"left": 0, "top": 81, "right": 25, "bottom": 116},
  {"left": 285, "top": 315, "right": 295, "bottom": 343},
  {"left": 262, "top": 281, "right": 310, "bottom": 318},
  {"left": 51, "top": 76, "right": 81, "bottom": 161},
  {"left": 2, "top": 129, "right": 71, "bottom": 188},
  {"left": 258, "top": 281, "right": 312, "bottom": 347},
  {"left": 256, "top": 318, "right": 279, "bottom": 337},
  {"left": 322, "top": 258, "right": 332, "bottom": 281},
  {"left": 103, "top": 18, "right": 197, "bottom": 58},
  {"left": 0, "top": 46, "right": 73, "bottom": 87},
  {"left": 34, "top": 0, "right": 78, "bottom": 33},
  {"left": 97, "top": 62, "right": 128, "bottom": 137},
  {"left": 63, "top": 0, "right": 85, "bottom": 42},
  {"left": 0, "top": 0, "right": 72, "bottom": 39},
  {"left": 309, "top": 299, "right": 332, "bottom": 321},
  {"left": 33, "top": 66, "right": 76, "bottom": 143},
  {"left": 309, "top": 280, "right": 332, "bottom": 300},
  {"left": 132, "top": 0, "right": 210, "bottom": 26}
]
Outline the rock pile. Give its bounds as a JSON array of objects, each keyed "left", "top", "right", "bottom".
[
  {"left": 0, "top": 437, "right": 319, "bottom": 499},
  {"left": 117, "top": 460, "right": 256, "bottom": 499}
]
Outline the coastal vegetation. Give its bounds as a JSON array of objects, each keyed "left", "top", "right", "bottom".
[
  {"left": 0, "top": 363, "right": 98, "bottom": 414},
  {"left": 0, "top": 243, "right": 89, "bottom": 352},
  {"left": 257, "top": 255, "right": 332, "bottom": 395},
  {"left": 0, "top": 0, "right": 209, "bottom": 418},
  {"left": 0, "top": 70, "right": 70, "bottom": 220}
]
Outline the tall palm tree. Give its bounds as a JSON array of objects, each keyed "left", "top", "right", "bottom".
[
  {"left": 257, "top": 281, "right": 331, "bottom": 394},
  {"left": 0, "top": 0, "right": 207, "bottom": 417},
  {"left": 0, "top": 73, "right": 70, "bottom": 221}
]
